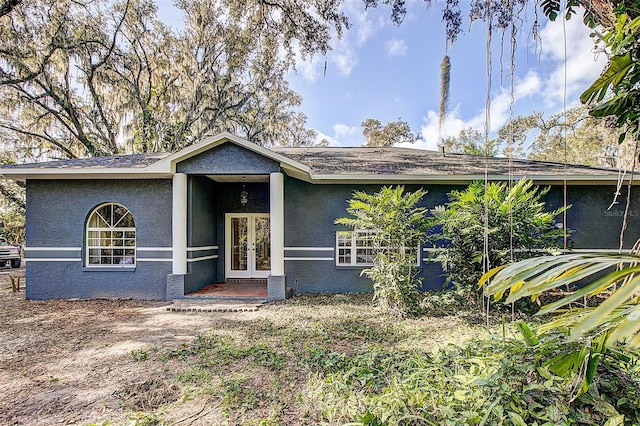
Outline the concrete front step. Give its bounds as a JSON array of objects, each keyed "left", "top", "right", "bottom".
[{"left": 168, "top": 298, "right": 266, "bottom": 313}]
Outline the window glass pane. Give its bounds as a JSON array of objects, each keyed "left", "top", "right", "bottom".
[
  {"left": 87, "top": 203, "right": 136, "bottom": 266},
  {"left": 96, "top": 205, "right": 112, "bottom": 224}
]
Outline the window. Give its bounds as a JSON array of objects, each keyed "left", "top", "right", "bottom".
[
  {"left": 336, "top": 230, "right": 419, "bottom": 266},
  {"left": 86, "top": 203, "right": 135, "bottom": 266}
]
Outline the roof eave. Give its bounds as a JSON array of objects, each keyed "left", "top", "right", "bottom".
[
  {"left": 0, "top": 168, "right": 173, "bottom": 181},
  {"left": 307, "top": 173, "right": 636, "bottom": 185}
]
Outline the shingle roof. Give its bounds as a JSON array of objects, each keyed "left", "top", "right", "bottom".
[
  {"left": 4, "top": 152, "right": 171, "bottom": 169},
  {"left": 0, "top": 143, "right": 623, "bottom": 181},
  {"left": 271, "top": 147, "right": 617, "bottom": 177}
]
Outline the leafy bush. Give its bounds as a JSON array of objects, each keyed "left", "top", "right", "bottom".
[
  {"left": 308, "top": 332, "right": 640, "bottom": 425},
  {"left": 335, "top": 186, "right": 429, "bottom": 317},
  {"left": 429, "top": 178, "right": 568, "bottom": 298}
]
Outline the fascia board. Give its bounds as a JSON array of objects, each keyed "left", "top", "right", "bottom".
[
  {"left": 306, "top": 173, "right": 638, "bottom": 185},
  {"left": 0, "top": 168, "right": 172, "bottom": 181}
]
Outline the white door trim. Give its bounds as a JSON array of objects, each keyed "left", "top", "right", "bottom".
[{"left": 225, "top": 213, "right": 271, "bottom": 279}]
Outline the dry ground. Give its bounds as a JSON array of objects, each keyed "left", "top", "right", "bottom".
[
  {"left": 0, "top": 269, "right": 266, "bottom": 425},
  {"left": 0, "top": 268, "right": 486, "bottom": 425}
]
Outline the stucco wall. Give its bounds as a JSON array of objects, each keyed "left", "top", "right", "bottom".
[
  {"left": 282, "top": 178, "right": 640, "bottom": 294},
  {"left": 176, "top": 143, "right": 280, "bottom": 175},
  {"left": 544, "top": 185, "right": 640, "bottom": 248},
  {"left": 25, "top": 179, "right": 173, "bottom": 300},
  {"left": 282, "top": 178, "right": 461, "bottom": 293},
  {"left": 184, "top": 176, "right": 218, "bottom": 294}
]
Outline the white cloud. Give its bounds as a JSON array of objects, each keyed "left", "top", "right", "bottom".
[
  {"left": 485, "top": 71, "right": 543, "bottom": 130},
  {"left": 399, "top": 70, "right": 543, "bottom": 152},
  {"left": 295, "top": 54, "right": 323, "bottom": 83},
  {"left": 385, "top": 39, "right": 409, "bottom": 57},
  {"left": 291, "top": 0, "right": 389, "bottom": 82},
  {"left": 537, "top": 14, "right": 606, "bottom": 107},
  {"left": 331, "top": 43, "right": 358, "bottom": 76},
  {"left": 340, "top": 0, "right": 386, "bottom": 46},
  {"left": 397, "top": 109, "right": 465, "bottom": 151},
  {"left": 314, "top": 130, "right": 341, "bottom": 146},
  {"left": 313, "top": 123, "right": 363, "bottom": 146}
]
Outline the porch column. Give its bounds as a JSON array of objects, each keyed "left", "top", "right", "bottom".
[
  {"left": 172, "top": 172, "right": 188, "bottom": 275},
  {"left": 269, "top": 172, "right": 286, "bottom": 300},
  {"left": 270, "top": 172, "right": 284, "bottom": 275}
]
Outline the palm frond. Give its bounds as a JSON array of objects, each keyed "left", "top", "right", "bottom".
[{"left": 482, "top": 253, "right": 640, "bottom": 347}]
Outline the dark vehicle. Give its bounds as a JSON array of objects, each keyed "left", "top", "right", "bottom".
[{"left": 0, "top": 237, "right": 21, "bottom": 268}]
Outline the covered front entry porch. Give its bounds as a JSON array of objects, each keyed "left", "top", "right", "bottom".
[
  {"left": 185, "top": 279, "right": 268, "bottom": 299},
  {"left": 167, "top": 171, "right": 286, "bottom": 301}
]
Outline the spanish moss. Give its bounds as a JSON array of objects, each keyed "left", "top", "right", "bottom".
[{"left": 439, "top": 55, "right": 451, "bottom": 140}]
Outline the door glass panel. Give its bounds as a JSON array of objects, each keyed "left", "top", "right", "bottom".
[
  {"left": 254, "top": 216, "right": 271, "bottom": 271},
  {"left": 231, "top": 217, "right": 248, "bottom": 271}
]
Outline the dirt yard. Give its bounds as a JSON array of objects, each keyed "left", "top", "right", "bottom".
[{"left": 0, "top": 268, "right": 259, "bottom": 425}]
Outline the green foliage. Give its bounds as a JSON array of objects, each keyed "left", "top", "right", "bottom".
[
  {"left": 130, "top": 349, "right": 149, "bottom": 362},
  {"left": 335, "top": 186, "right": 429, "bottom": 316},
  {"left": 126, "top": 293, "right": 640, "bottom": 424},
  {"left": 441, "top": 126, "right": 499, "bottom": 156},
  {"left": 581, "top": 12, "right": 640, "bottom": 144},
  {"left": 482, "top": 253, "right": 640, "bottom": 348},
  {"left": 430, "top": 178, "right": 568, "bottom": 298},
  {"left": 315, "top": 332, "right": 640, "bottom": 425},
  {"left": 481, "top": 252, "right": 640, "bottom": 398},
  {"left": 127, "top": 411, "right": 166, "bottom": 426},
  {"left": 360, "top": 118, "right": 415, "bottom": 146},
  {"left": 497, "top": 106, "right": 628, "bottom": 168},
  {"left": 0, "top": 0, "right": 343, "bottom": 158}
]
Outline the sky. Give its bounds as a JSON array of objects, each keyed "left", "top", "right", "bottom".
[{"left": 157, "top": 0, "right": 608, "bottom": 151}]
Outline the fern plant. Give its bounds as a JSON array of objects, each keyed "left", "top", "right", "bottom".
[
  {"left": 429, "top": 178, "right": 568, "bottom": 300},
  {"left": 335, "top": 186, "right": 430, "bottom": 317}
]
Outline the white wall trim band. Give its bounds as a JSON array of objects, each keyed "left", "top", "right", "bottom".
[
  {"left": 137, "top": 258, "right": 173, "bottom": 262},
  {"left": 25, "top": 258, "right": 82, "bottom": 262},
  {"left": 25, "top": 247, "right": 82, "bottom": 251},
  {"left": 284, "top": 247, "right": 334, "bottom": 251},
  {"left": 138, "top": 247, "right": 172, "bottom": 252},
  {"left": 187, "top": 246, "right": 218, "bottom": 251},
  {"left": 187, "top": 255, "right": 219, "bottom": 263},
  {"left": 284, "top": 257, "right": 335, "bottom": 261},
  {"left": 423, "top": 247, "right": 633, "bottom": 254}
]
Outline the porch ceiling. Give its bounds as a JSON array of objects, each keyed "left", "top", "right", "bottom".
[{"left": 206, "top": 174, "right": 270, "bottom": 183}]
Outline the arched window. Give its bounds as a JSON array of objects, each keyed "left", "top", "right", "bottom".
[{"left": 86, "top": 203, "right": 136, "bottom": 266}]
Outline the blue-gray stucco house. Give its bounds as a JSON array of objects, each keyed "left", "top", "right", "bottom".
[{"left": 1, "top": 132, "right": 638, "bottom": 301}]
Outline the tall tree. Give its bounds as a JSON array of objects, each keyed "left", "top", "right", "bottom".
[
  {"left": 361, "top": 118, "right": 415, "bottom": 146},
  {"left": 441, "top": 126, "right": 499, "bottom": 156},
  {"left": 0, "top": 0, "right": 347, "bottom": 160},
  {"left": 496, "top": 106, "right": 632, "bottom": 167}
]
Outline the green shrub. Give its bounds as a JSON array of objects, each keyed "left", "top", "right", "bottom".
[
  {"left": 429, "top": 178, "right": 568, "bottom": 300},
  {"left": 335, "top": 186, "right": 430, "bottom": 317}
]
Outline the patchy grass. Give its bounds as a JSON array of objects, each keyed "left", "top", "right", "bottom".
[
  {"left": 88, "top": 293, "right": 639, "bottom": 425},
  {"left": 4, "top": 277, "right": 637, "bottom": 424},
  {"left": 116, "top": 293, "right": 490, "bottom": 424}
]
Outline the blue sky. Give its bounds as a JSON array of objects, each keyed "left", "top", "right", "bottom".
[{"left": 157, "top": 0, "right": 607, "bottom": 151}]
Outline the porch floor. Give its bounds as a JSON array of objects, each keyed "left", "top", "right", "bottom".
[{"left": 185, "top": 280, "right": 268, "bottom": 299}]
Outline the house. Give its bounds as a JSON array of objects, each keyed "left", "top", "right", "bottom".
[{"left": 1, "top": 132, "right": 638, "bottom": 301}]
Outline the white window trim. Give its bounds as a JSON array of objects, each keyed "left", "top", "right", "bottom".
[
  {"left": 335, "top": 230, "right": 420, "bottom": 267},
  {"left": 86, "top": 203, "right": 136, "bottom": 268}
]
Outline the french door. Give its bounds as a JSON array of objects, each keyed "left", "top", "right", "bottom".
[{"left": 225, "top": 213, "right": 271, "bottom": 278}]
